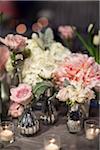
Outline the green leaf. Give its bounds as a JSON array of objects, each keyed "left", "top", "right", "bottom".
[
  {"left": 76, "top": 31, "right": 94, "bottom": 56},
  {"left": 76, "top": 30, "right": 100, "bottom": 63},
  {"left": 43, "top": 27, "right": 54, "bottom": 48},
  {"left": 33, "top": 81, "right": 53, "bottom": 99}
]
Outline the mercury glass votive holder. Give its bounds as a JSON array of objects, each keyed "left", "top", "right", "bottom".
[
  {"left": 44, "top": 134, "right": 61, "bottom": 150},
  {"left": 0, "top": 121, "right": 15, "bottom": 144},
  {"left": 84, "top": 119, "right": 99, "bottom": 140}
]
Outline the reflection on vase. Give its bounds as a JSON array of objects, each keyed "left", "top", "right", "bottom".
[{"left": 0, "top": 70, "right": 10, "bottom": 121}]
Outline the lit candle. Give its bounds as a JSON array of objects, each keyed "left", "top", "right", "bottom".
[
  {"left": 45, "top": 138, "right": 59, "bottom": 150},
  {"left": 0, "top": 129, "right": 14, "bottom": 142},
  {"left": 86, "top": 128, "right": 96, "bottom": 140}
]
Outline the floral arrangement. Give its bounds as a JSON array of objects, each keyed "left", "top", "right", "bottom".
[
  {"left": 52, "top": 53, "right": 100, "bottom": 105},
  {"left": 0, "top": 23, "right": 100, "bottom": 122},
  {"left": 9, "top": 84, "right": 33, "bottom": 118},
  {"left": 52, "top": 53, "right": 100, "bottom": 89}
]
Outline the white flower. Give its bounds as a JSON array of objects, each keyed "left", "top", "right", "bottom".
[
  {"left": 22, "top": 35, "right": 71, "bottom": 86},
  {"left": 50, "top": 42, "right": 71, "bottom": 61},
  {"left": 93, "top": 31, "right": 100, "bottom": 46},
  {"left": 88, "top": 24, "right": 93, "bottom": 33},
  {"left": 56, "top": 82, "right": 95, "bottom": 104}
]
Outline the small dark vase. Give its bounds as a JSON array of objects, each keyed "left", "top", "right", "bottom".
[
  {"left": 67, "top": 104, "right": 83, "bottom": 133},
  {"left": 18, "top": 107, "right": 40, "bottom": 136},
  {"left": 40, "top": 88, "right": 57, "bottom": 125}
]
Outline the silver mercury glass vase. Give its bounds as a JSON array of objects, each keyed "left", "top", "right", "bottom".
[{"left": 67, "top": 103, "right": 83, "bottom": 133}]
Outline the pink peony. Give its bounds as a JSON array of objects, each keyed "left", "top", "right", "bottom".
[
  {"left": 0, "top": 34, "right": 27, "bottom": 50},
  {"left": 8, "top": 102, "right": 24, "bottom": 118},
  {"left": 10, "top": 84, "right": 33, "bottom": 105},
  {"left": 0, "top": 46, "right": 9, "bottom": 71},
  {"left": 52, "top": 53, "right": 100, "bottom": 89},
  {"left": 58, "top": 25, "right": 74, "bottom": 39}
]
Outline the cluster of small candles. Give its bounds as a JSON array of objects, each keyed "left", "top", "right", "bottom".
[{"left": 0, "top": 119, "right": 99, "bottom": 148}]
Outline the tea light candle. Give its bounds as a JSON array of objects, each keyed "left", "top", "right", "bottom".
[
  {"left": 86, "top": 128, "right": 96, "bottom": 140},
  {"left": 0, "top": 129, "right": 14, "bottom": 142},
  {"left": 45, "top": 138, "right": 59, "bottom": 150}
]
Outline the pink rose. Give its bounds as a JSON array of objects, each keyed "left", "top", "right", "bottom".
[
  {"left": 8, "top": 102, "right": 24, "bottom": 118},
  {"left": 0, "top": 34, "right": 27, "bottom": 50},
  {"left": 0, "top": 46, "right": 9, "bottom": 71},
  {"left": 58, "top": 25, "right": 74, "bottom": 39},
  {"left": 10, "top": 84, "right": 32, "bottom": 105},
  {"left": 52, "top": 53, "right": 100, "bottom": 89}
]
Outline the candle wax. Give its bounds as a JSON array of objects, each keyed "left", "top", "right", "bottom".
[
  {"left": 86, "top": 128, "right": 95, "bottom": 140},
  {"left": 0, "top": 129, "right": 14, "bottom": 142},
  {"left": 45, "top": 143, "right": 59, "bottom": 150}
]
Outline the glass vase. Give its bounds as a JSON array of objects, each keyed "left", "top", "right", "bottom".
[
  {"left": 40, "top": 88, "right": 57, "bottom": 125},
  {"left": 18, "top": 106, "right": 40, "bottom": 136},
  {"left": 67, "top": 103, "right": 83, "bottom": 133},
  {"left": 40, "top": 99, "right": 57, "bottom": 125}
]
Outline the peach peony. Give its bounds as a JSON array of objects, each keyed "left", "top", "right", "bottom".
[
  {"left": 10, "top": 84, "right": 32, "bottom": 105},
  {"left": 0, "top": 34, "right": 27, "bottom": 50},
  {"left": 52, "top": 53, "right": 100, "bottom": 89}
]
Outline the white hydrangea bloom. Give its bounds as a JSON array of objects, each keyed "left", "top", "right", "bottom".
[
  {"left": 50, "top": 42, "right": 71, "bottom": 61},
  {"left": 22, "top": 34, "right": 71, "bottom": 86}
]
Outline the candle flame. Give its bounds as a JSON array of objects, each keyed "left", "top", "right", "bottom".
[{"left": 50, "top": 138, "right": 56, "bottom": 143}]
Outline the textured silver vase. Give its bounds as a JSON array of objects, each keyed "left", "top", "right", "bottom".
[
  {"left": 67, "top": 104, "right": 83, "bottom": 133},
  {"left": 18, "top": 107, "right": 40, "bottom": 136},
  {"left": 40, "top": 99, "right": 57, "bottom": 125}
]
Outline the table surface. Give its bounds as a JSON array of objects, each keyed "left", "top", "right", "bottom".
[{"left": 1, "top": 116, "right": 99, "bottom": 150}]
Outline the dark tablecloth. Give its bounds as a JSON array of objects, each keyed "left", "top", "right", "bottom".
[{"left": 1, "top": 116, "right": 99, "bottom": 150}]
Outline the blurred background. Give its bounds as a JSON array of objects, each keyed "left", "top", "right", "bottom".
[
  {"left": 0, "top": 1, "right": 99, "bottom": 36},
  {"left": 0, "top": 1, "right": 99, "bottom": 117}
]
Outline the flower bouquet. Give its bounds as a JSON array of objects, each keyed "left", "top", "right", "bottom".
[
  {"left": 0, "top": 21, "right": 100, "bottom": 135},
  {"left": 52, "top": 53, "right": 100, "bottom": 133}
]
